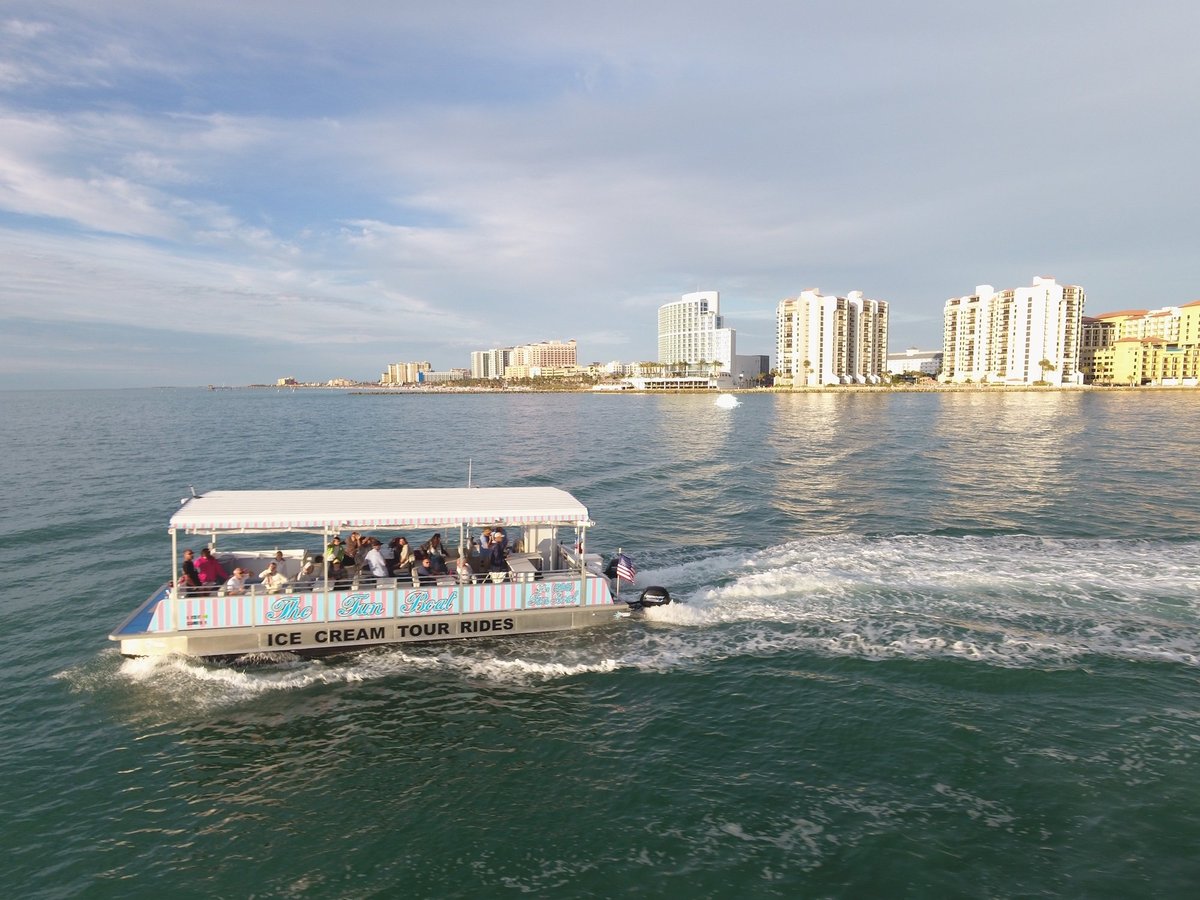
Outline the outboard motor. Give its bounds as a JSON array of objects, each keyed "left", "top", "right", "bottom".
[{"left": 625, "top": 585, "right": 672, "bottom": 613}]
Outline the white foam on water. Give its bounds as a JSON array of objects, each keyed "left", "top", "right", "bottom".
[
  {"left": 330, "top": 645, "right": 621, "bottom": 685},
  {"left": 115, "top": 652, "right": 349, "bottom": 704},
  {"left": 98, "top": 637, "right": 628, "bottom": 710},
  {"left": 633, "top": 534, "right": 1200, "bottom": 670}
]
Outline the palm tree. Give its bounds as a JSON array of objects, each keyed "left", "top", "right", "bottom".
[
  {"left": 1038, "top": 358, "right": 1056, "bottom": 384},
  {"left": 802, "top": 359, "right": 812, "bottom": 386}
]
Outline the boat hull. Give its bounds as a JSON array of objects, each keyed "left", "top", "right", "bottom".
[{"left": 113, "top": 581, "right": 623, "bottom": 660}]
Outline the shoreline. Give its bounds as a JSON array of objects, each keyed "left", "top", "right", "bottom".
[{"left": 301, "top": 383, "right": 1200, "bottom": 396}]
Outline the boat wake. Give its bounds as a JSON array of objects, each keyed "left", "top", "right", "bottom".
[
  {"left": 67, "top": 534, "right": 1200, "bottom": 708},
  {"left": 98, "top": 639, "right": 624, "bottom": 710},
  {"left": 636, "top": 534, "right": 1200, "bottom": 670}
]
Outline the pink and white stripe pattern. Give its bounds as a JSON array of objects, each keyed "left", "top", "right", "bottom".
[
  {"left": 171, "top": 595, "right": 255, "bottom": 629},
  {"left": 145, "top": 574, "right": 616, "bottom": 634},
  {"left": 460, "top": 580, "right": 522, "bottom": 614}
]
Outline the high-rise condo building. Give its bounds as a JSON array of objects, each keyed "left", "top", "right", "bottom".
[
  {"left": 471, "top": 348, "right": 513, "bottom": 380},
  {"left": 941, "top": 276, "right": 1085, "bottom": 385},
  {"left": 658, "top": 291, "right": 736, "bottom": 375},
  {"left": 381, "top": 361, "right": 432, "bottom": 385},
  {"left": 775, "top": 289, "right": 889, "bottom": 386}
]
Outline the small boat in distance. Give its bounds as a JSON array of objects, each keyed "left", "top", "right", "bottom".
[{"left": 110, "top": 487, "right": 651, "bottom": 661}]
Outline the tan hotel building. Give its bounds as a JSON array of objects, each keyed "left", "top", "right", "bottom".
[
  {"left": 1080, "top": 301, "right": 1200, "bottom": 385},
  {"left": 469, "top": 340, "right": 579, "bottom": 380}
]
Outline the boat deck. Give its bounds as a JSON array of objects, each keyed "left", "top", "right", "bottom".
[
  {"left": 112, "top": 555, "right": 613, "bottom": 641},
  {"left": 113, "top": 586, "right": 170, "bottom": 636}
]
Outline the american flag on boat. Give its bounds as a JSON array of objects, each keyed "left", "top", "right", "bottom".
[{"left": 615, "top": 553, "right": 637, "bottom": 584}]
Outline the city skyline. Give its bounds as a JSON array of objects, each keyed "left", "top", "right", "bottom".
[{"left": 2, "top": 2, "right": 1198, "bottom": 388}]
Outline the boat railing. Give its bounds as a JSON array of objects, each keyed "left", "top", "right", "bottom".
[
  {"left": 137, "top": 559, "right": 616, "bottom": 634},
  {"left": 175, "top": 560, "right": 589, "bottom": 596}
]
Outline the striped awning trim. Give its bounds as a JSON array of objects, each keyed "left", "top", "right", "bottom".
[{"left": 169, "top": 487, "right": 591, "bottom": 532}]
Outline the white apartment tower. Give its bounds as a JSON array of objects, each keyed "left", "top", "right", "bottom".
[
  {"left": 776, "top": 290, "right": 889, "bottom": 385},
  {"left": 942, "top": 276, "right": 1085, "bottom": 385},
  {"left": 471, "top": 348, "right": 513, "bottom": 380},
  {"left": 658, "top": 291, "right": 736, "bottom": 374}
]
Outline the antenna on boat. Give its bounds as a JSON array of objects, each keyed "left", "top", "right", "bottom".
[
  {"left": 188, "top": 484, "right": 197, "bottom": 498},
  {"left": 467, "top": 458, "right": 473, "bottom": 488}
]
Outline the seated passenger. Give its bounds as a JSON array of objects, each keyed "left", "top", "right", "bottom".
[
  {"left": 363, "top": 538, "right": 388, "bottom": 582},
  {"left": 456, "top": 554, "right": 474, "bottom": 584},
  {"left": 381, "top": 538, "right": 397, "bottom": 575},
  {"left": 328, "top": 557, "right": 353, "bottom": 589},
  {"left": 196, "top": 547, "right": 229, "bottom": 587},
  {"left": 413, "top": 554, "right": 435, "bottom": 586},
  {"left": 421, "top": 533, "right": 447, "bottom": 566},
  {"left": 391, "top": 536, "right": 415, "bottom": 575},
  {"left": 225, "top": 568, "right": 248, "bottom": 595},
  {"left": 295, "top": 556, "right": 320, "bottom": 587},
  {"left": 428, "top": 552, "right": 448, "bottom": 576},
  {"left": 259, "top": 561, "right": 288, "bottom": 593}
]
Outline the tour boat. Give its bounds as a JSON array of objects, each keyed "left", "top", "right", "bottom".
[{"left": 109, "top": 487, "right": 662, "bottom": 661}]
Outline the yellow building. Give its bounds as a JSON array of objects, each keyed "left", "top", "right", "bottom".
[
  {"left": 1183, "top": 299, "right": 1200, "bottom": 346},
  {"left": 1083, "top": 300, "right": 1200, "bottom": 385},
  {"left": 1090, "top": 337, "right": 1163, "bottom": 385}
]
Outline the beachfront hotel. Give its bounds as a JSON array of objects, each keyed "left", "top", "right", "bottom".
[
  {"left": 1079, "top": 302, "right": 1200, "bottom": 385},
  {"left": 940, "top": 276, "right": 1085, "bottom": 385},
  {"left": 470, "top": 340, "right": 578, "bottom": 380},
  {"left": 503, "top": 339, "right": 578, "bottom": 379},
  {"left": 381, "top": 361, "right": 432, "bottom": 385},
  {"left": 775, "top": 290, "right": 889, "bottom": 386},
  {"left": 658, "top": 291, "right": 736, "bottom": 375}
]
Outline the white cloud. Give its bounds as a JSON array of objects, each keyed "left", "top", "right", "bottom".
[
  {"left": 4, "top": 18, "right": 52, "bottom": 39},
  {"left": 0, "top": 1, "right": 1198, "bottom": 385}
]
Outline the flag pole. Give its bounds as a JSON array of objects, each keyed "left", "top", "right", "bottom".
[{"left": 615, "top": 546, "right": 622, "bottom": 599}]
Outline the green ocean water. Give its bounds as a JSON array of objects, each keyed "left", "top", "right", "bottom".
[{"left": 2, "top": 388, "right": 1199, "bottom": 898}]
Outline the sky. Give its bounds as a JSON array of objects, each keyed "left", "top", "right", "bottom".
[{"left": 1, "top": 0, "right": 1197, "bottom": 387}]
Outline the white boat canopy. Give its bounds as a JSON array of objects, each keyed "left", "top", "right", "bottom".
[{"left": 169, "top": 488, "right": 593, "bottom": 533}]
